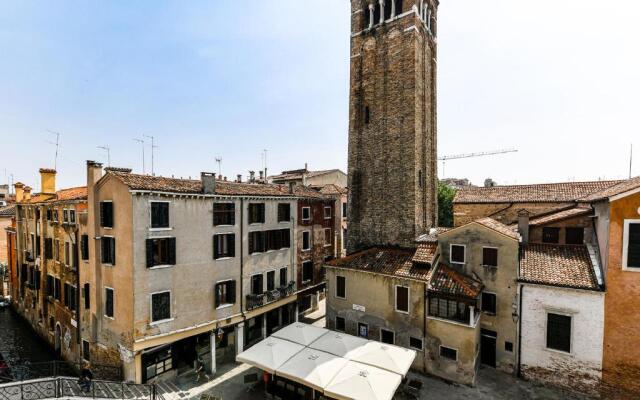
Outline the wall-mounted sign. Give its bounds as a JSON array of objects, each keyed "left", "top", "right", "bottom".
[{"left": 352, "top": 304, "right": 365, "bottom": 312}]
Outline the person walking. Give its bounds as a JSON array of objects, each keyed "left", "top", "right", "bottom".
[
  {"left": 79, "top": 363, "right": 93, "bottom": 393},
  {"left": 194, "top": 355, "right": 210, "bottom": 383}
]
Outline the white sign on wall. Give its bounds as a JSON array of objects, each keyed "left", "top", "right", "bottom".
[{"left": 352, "top": 304, "right": 365, "bottom": 312}]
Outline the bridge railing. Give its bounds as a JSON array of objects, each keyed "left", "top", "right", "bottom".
[
  {"left": 0, "top": 377, "right": 157, "bottom": 400},
  {"left": 5, "top": 361, "right": 122, "bottom": 383}
]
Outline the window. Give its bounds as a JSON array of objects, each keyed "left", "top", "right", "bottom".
[
  {"left": 336, "top": 276, "right": 346, "bottom": 299},
  {"left": 505, "top": 341, "right": 514, "bottom": 352},
  {"left": 302, "top": 261, "right": 314, "bottom": 283},
  {"left": 409, "top": 337, "right": 423, "bottom": 351},
  {"left": 278, "top": 203, "right": 291, "bottom": 222},
  {"left": 623, "top": 221, "right": 640, "bottom": 270},
  {"left": 64, "top": 283, "right": 77, "bottom": 311},
  {"left": 249, "top": 231, "right": 265, "bottom": 254},
  {"left": 279, "top": 267, "right": 288, "bottom": 286},
  {"left": 482, "top": 292, "right": 497, "bottom": 315},
  {"left": 358, "top": 322, "right": 368, "bottom": 338},
  {"left": 53, "top": 209, "right": 59, "bottom": 222},
  {"left": 302, "top": 207, "right": 311, "bottom": 221},
  {"left": 383, "top": 0, "right": 392, "bottom": 20},
  {"left": 450, "top": 244, "right": 465, "bottom": 264},
  {"left": 364, "top": 106, "right": 370, "bottom": 124},
  {"left": 213, "top": 234, "right": 235, "bottom": 259},
  {"left": 251, "top": 274, "right": 263, "bottom": 295},
  {"left": 151, "top": 291, "right": 171, "bottom": 323},
  {"left": 342, "top": 202, "right": 347, "bottom": 218},
  {"left": 302, "top": 231, "right": 311, "bottom": 251},
  {"left": 482, "top": 247, "right": 498, "bottom": 267},
  {"left": 547, "top": 313, "right": 571, "bottom": 353},
  {"left": 84, "top": 283, "right": 90, "bottom": 309},
  {"left": 105, "top": 288, "right": 114, "bottom": 318},
  {"left": 395, "top": 286, "right": 409, "bottom": 313},
  {"left": 380, "top": 329, "right": 394, "bottom": 345},
  {"left": 101, "top": 237, "right": 116, "bottom": 265},
  {"left": 542, "top": 227, "right": 560, "bottom": 244},
  {"left": 151, "top": 202, "right": 170, "bottom": 228},
  {"left": 215, "top": 280, "right": 236, "bottom": 307},
  {"left": 100, "top": 201, "right": 113, "bottom": 228},
  {"left": 324, "top": 206, "right": 332, "bottom": 219},
  {"left": 343, "top": 228, "right": 347, "bottom": 250},
  {"left": 45, "top": 238, "right": 53, "bottom": 259},
  {"left": 64, "top": 242, "right": 70, "bottom": 265},
  {"left": 266, "top": 270, "right": 276, "bottom": 291},
  {"left": 63, "top": 209, "right": 69, "bottom": 223},
  {"left": 82, "top": 340, "right": 90, "bottom": 361},
  {"left": 69, "top": 209, "right": 76, "bottom": 224},
  {"left": 324, "top": 228, "right": 332, "bottom": 247},
  {"left": 248, "top": 203, "right": 265, "bottom": 224},
  {"left": 81, "top": 235, "right": 89, "bottom": 260},
  {"left": 428, "top": 297, "right": 470, "bottom": 324},
  {"left": 54, "top": 278, "right": 61, "bottom": 301},
  {"left": 336, "top": 316, "right": 346, "bottom": 332},
  {"left": 213, "top": 203, "right": 235, "bottom": 226},
  {"left": 440, "top": 346, "right": 457, "bottom": 361},
  {"left": 565, "top": 227, "right": 584, "bottom": 245},
  {"left": 46, "top": 275, "right": 54, "bottom": 297},
  {"left": 146, "top": 238, "right": 176, "bottom": 267},
  {"left": 54, "top": 239, "right": 60, "bottom": 261}
]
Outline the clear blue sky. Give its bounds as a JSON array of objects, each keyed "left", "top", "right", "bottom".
[{"left": 1, "top": 1, "right": 639, "bottom": 191}]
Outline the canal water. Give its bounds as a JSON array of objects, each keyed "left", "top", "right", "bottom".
[{"left": 0, "top": 307, "right": 60, "bottom": 381}]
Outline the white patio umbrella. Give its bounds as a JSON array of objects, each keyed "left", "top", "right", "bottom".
[
  {"left": 308, "top": 331, "right": 369, "bottom": 358},
  {"left": 236, "top": 336, "right": 305, "bottom": 373},
  {"left": 275, "top": 347, "right": 349, "bottom": 392},
  {"left": 323, "top": 361, "right": 402, "bottom": 400},
  {"left": 271, "top": 322, "right": 328, "bottom": 346},
  {"left": 349, "top": 341, "right": 416, "bottom": 376}
]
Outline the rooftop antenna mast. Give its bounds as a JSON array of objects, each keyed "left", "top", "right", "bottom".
[
  {"left": 438, "top": 148, "right": 518, "bottom": 178},
  {"left": 46, "top": 130, "right": 61, "bottom": 170},
  {"left": 133, "top": 137, "right": 145, "bottom": 174},
  {"left": 97, "top": 145, "right": 111, "bottom": 167},
  {"left": 144, "top": 135, "right": 157, "bottom": 175},
  {"left": 215, "top": 157, "right": 222, "bottom": 177},
  {"left": 630, "top": 143, "right": 634, "bottom": 179}
]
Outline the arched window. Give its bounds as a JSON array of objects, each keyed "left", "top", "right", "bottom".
[
  {"left": 395, "top": 0, "right": 404, "bottom": 17},
  {"left": 373, "top": 2, "right": 381, "bottom": 25},
  {"left": 364, "top": 4, "right": 371, "bottom": 28},
  {"left": 384, "top": 0, "right": 392, "bottom": 20}
]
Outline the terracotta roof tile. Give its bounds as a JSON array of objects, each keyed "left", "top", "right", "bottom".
[
  {"left": 317, "top": 184, "right": 348, "bottom": 195},
  {"left": 49, "top": 186, "right": 87, "bottom": 202},
  {"left": 428, "top": 263, "right": 483, "bottom": 299},
  {"left": 527, "top": 207, "right": 592, "bottom": 227},
  {"left": 580, "top": 176, "right": 640, "bottom": 202},
  {"left": 474, "top": 218, "right": 520, "bottom": 240},
  {"left": 326, "top": 247, "right": 434, "bottom": 282},
  {"left": 519, "top": 244, "right": 600, "bottom": 290},
  {"left": 0, "top": 204, "right": 16, "bottom": 217},
  {"left": 412, "top": 243, "right": 438, "bottom": 265},
  {"left": 454, "top": 180, "right": 623, "bottom": 204}
]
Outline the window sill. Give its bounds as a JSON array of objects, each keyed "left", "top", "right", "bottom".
[
  {"left": 216, "top": 304, "right": 234, "bottom": 310},
  {"left": 450, "top": 261, "right": 465, "bottom": 265},
  {"left": 104, "top": 315, "right": 115, "bottom": 320},
  {"left": 427, "top": 316, "right": 475, "bottom": 328},
  {"left": 544, "top": 347, "right": 573, "bottom": 357},
  {"left": 149, "top": 264, "right": 173, "bottom": 270},
  {"left": 622, "top": 266, "right": 640, "bottom": 273},
  {"left": 395, "top": 309, "right": 410, "bottom": 315},
  {"left": 149, "top": 227, "right": 172, "bottom": 232},
  {"left": 150, "top": 318, "right": 174, "bottom": 326},
  {"left": 302, "top": 248, "right": 311, "bottom": 252},
  {"left": 213, "top": 224, "right": 235, "bottom": 228},
  {"left": 102, "top": 263, "right": 115, "bottom": 267},
  {"left": 214, "top": 257, "right": 235, "bottom": 261},
  {"left": 483, "top": 312, "right": 496, "bottom": 316},
  {"left": 102, "top": 227, "right": 113, "bottom": 230},
  {"left": 482, "top": 265, "right": 498, "bottom": 269}
]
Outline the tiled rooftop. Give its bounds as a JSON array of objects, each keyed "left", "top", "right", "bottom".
[
  {"left": 0, "top": 204, "right": 16, "bottom": 217},
  {"left": 22, "top": 186, "right": 88, "bottom": 204},
  {"left": 412, "top": 242, "right": 438, "bottom": 265},
  {"left": 580, "top": 176, "right": 640, "bottom": 202},
  {"left": 527, "top": 206, "right": 592, "bottom": 227},
  {"left": 454, "top": 180, "right": 623, "bottom": 204},
  {"left": 428, "top": 263, "right": 483, "bottom": 299},
  {"left": 519, "top": 243, "right": 600, "bottom": 291},
  {"left": 474, "top": 218, "right": 520, "bottom": 240}
]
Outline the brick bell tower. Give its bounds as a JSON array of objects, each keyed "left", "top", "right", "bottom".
[{"left": 347, "top": 0, "right": 439, "bottom": 252}]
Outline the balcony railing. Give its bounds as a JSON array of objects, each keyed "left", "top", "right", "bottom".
[{"left": 246, "top": 281, "right": 296, "bottom": 311}]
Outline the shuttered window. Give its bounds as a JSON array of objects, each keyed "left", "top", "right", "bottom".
[
  {"left": 626, "top": 222, "right": 640, "bottom": 269},
  {"left": 44, "top": 238, "right": 53, "bottom": 259},
  {"left": 279, "top": 267, "right": 288, "bottom": 286},
  {"left": 542, "top": 227, "right": 560, "bottom": 244},
  {"left": 248, "top": 203, "right": 265, "bottom": 224},
  {"left": 565, "top": 227, "right": 584, "bottom": 245},
  {"left": 81, "top": 235, "right": 89, "bottom": 260},
  {"left": 395, "top": 286, "right": 409, "bottom": 313},
  {"left": 266, "top": 270, "right": 276, "bottom": 291},
  {"left": 213, "top": 234, "right": 235, "bottom": 259},
  {"left": 151, "top": 202, "right": 170, "bottom": 228},
  {"left": 336, "top": 276, "right": 346, "bottom": 299},
  {"left": 547, "top": 313, "right": 571, "bottom": 353},
  {"left": 84, "top": 283, "right": 90, "bottom": 309},
  {"left": 146, "top": 238, "right": 176, "bottom": 268},
  {"left": 101, "top": 237, "right": 116, "bottom": 265},
  {"left": 251, "top": 274, "right": 263, "bottom": 295},
  {"left": 100, "top": 202, "right": 113, "bottom": 228},
  {"left": 302, "top": 261, "right": 314, "bottom": 282},
  {"left": 278, "top": 203, "right": 291, "bottom": 222},
  {"left": 215, "top": 281, "right": 236, "bottom": 307},
  {"left": 105, "top": 288, "right": 114, "bottom": 318},
  {"left": 482, "top": 248, "right": 498, "bottom": 267},
  {"left": 249, "top": 231, "right": 265, "bottom": 254},
  {"left": 151, "top": 291, "right": 171, "bottom": 323},
  {"left": 302, "top": 231, "right": 311, "bottom": 251},
  {"left": 213, "top": 203, "right": 235, "bottom": 226}
]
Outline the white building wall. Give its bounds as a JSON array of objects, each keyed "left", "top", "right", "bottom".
[{"left": 520, "top": 284, "right": 604, "bottom": 393}]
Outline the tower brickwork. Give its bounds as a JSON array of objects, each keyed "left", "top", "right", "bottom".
[{"left": 347, "top": 0, "right": 439, "bottom": 252}]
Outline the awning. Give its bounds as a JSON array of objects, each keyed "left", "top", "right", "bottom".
[
  {"left": 271, "top": 322, "right": 328, "bottom": 346},
  {"left": 323, "top": 361, "right": 402, "bottom": 400},
  {"left": 235, "top": 336, "right": 304, "bottom": 374},
  {"left": 308, "top": 331, "right": 369, "bottom": 358},
  {"left": 276, "top": 347, "right": 349, "bottom": 392},
  {"left": 349, "top": 341, "right": 416, "bottom": 376}
]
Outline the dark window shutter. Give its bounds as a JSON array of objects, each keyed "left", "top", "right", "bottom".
[
  {"left": 260, "top": 204, "right": 265, "bottom": 223},
  {"left": 228, "top": 234, "right": 235, "bottom": 257},
  {"left": 84, "top": 283, "right": 90, "bottom": 309},
  {"left": 628, "top": 223, "right": 640, "bottom": 268},
  {"left": 146, "top": 239, "right": 154, "bottom": 268},
  {"left": 99, "top": 202, "right": 105, "bottom": 226},
  {"left": 229, "top": 280, "right": 236, "bottom": 304},
  {"left": 168, "top": 238, "right": 176, "bottom": 265},
  {"left": 214, "top": 283, "right": 221, "bottom": 307},
  {"left": 213, "top": 236, "right": 218, "bottom": 259},
  {"left": 110, "top": 238, "right": 116, "bottom": 265},
  {"left": 249, "top": 232, "right": 255, "bottom": 254},
  {"left": 81, "top": 235, "right": 89, "bottom": 260}
]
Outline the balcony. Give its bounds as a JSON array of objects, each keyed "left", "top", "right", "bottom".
[{"left": 246, "top": 281, "right": 296, "bottom": 311}]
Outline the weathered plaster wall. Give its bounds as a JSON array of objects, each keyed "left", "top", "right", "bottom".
[{"left": 425, "top": 317, "right": 479, "bottom": 386}]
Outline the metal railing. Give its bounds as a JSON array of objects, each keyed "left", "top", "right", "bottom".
[
  {"left": 246, "top": 281, "right": 296, "bottom": 311},
  {"left": 5, "top": 361, "right": 122, "bottom": 383},
  {"left": 0, "top": 377, "right": 156, "bottom": 400}
]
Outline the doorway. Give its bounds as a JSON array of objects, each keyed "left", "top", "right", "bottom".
[{"left": 480, "top": 329, "right": 497, "bottom": 368}]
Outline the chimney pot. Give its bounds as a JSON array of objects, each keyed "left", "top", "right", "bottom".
[
  {"left": 14, "top": 182, "right": 25, "bottom": 203},
  {"left": 517, "top": 210, "right": 530, "bottom": 244},
  {"left": 201, "top": 172, "right": 216, "bottom": 194},
  {"left": 39, "top": 168, "right": 57, "bottom": 194},
  {"left": 249, "top": 171, "right": 255, "bottom": 183}
]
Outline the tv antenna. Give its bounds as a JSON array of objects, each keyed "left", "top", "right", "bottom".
[
  {"left": 630, "top": 143, "right": 634, "bottom": 179},
  {"left": 46, "top": 130, "right": 61, "bottom": 170},
  {"left": 438, "top": 148, "right": 518, "bottom": 178},
  {"left": 97, "top": 145, "right": 111, "bottom": 167},
  {"left": 133, "top": 137, "right": 145, "bottom": 174},
  {"left": 215, "top": 157, "right": 222, "bottom": 177},
  {"left": 144, "top": 135, "right": 157, "bottom": 175}
]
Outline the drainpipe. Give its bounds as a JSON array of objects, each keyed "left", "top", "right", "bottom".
[
  {"left": 517, "top": 283, "right": 523, "bottom": 378},
  {"left": 423, "top": 282, "right": 428, "bottom": 375},
  {"left": 240, "top": 198, "right": 244, "bottom": 314}
]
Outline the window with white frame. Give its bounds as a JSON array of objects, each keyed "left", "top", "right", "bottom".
[
  {"left": 395, "top": 285, "right": 409, "bottom": 313},
  {"left": 151, "top": 291, "right": 171, "bottom": 323},
  {"left": 450, "top": 244, "right": 465, "bottom": 264},
  {"left": 302, "top": 231, "right": 311, "bottom": 251},
  {"left": 324, "top": 206, "right": 332, "bottom": 219},
  {"left": 623, "top": 220, "right": 640, "bottom": 270},
  {"left": 302, "top": 207, "right": 311, "bottom": 221},
  {"left": 151, "top": 202, "right": 170, "bottom": 229},
  {"left": 324, "top": 228, "right": 332, "bottom": 247}
]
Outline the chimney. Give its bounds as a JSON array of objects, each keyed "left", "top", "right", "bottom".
[
  {"left": 218, "top": 174, "right": 222, "bottom": 180},
  {"left": 39, "top": 168, "right": 57, "bottom": 194},
  {"left": 249, "top": 171, "right": 255, "bottom": 183},
  {"left": 517, "top": 210, "right": 530, "bottom": 244},
  {"left": 201, "top": 172, "right": 216, "bottom": 194},
  {"left": 237, "top": 174, "right": 242, "bottom": 183},
  {"left": 259, "top": 171, "right": 264, "bottom": 181},
  {"left": 86, "top": 160, "right": 104, "bottom": 189},
  {"left": 23, "top": 186, "right": 32, "bottom": 201},
  {"left": 289, "top": 182, "right": 296, "bottom": 194},
  {"left": 302, "top": 172, "right": 308, "bottom": 186},
  {"left": 14, "top": 182, "right": 24, "bottom": 203}
]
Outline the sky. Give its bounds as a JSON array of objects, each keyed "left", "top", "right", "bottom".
[{"left": 1, "top": 1, "right": 639, "bottom": 191}]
